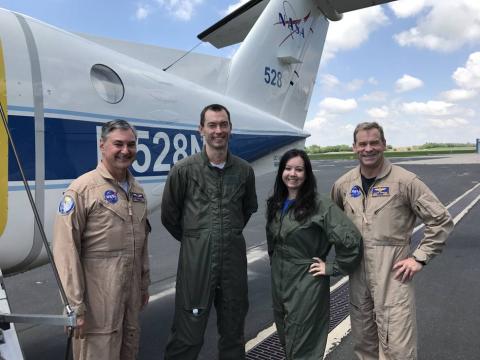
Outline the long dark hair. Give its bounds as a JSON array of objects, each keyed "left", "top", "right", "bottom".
[{"left": 267, "top": 149, "right": 317, "bottom": 223}]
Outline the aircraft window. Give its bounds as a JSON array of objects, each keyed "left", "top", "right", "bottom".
[{"left": 90, "top": 64, "right": 124, "bottom": 104}]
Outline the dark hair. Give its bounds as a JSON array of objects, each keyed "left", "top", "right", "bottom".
[
  {"left": 200, "top": 104, "right": 231, "bottom": 127},
  {"left": 267, "top": 149, "right": 317, "bottom": 223},
  {"left": 353, "top": 121, "right": 385, "bottom": 144},
  {"left": 101, "top": 119, "right": 137, "bottom": 140}
]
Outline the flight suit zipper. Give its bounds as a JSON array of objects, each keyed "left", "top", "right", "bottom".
[
  {"left": 276, "top": 211, "right": 286, "bottom": 299},
  {"left": 361, "top": 177, "right": 384, "bottom": 224},
  {"left": 218, "top": 169, "right": 224, "bottom": 278},
  {"left": 361, "top": 187, "right": 370, "bottom": 225},
  {"left": 120, "top": 181, "right": 136, "bottom": 280}
]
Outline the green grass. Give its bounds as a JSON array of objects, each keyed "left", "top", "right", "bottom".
[{"left": 308, "top": 147, "right": 476, "bottom": 160}]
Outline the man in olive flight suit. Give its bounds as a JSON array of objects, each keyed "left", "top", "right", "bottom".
[
  {"left": 331, "top": 122, "right": 453, "bottom": 360},
  {"left": 161, "top": 104, "right": 258, "bottom": 359}
]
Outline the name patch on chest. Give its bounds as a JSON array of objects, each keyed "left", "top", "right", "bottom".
[
  {"left": 131, "top": 192, "right": 145, "bottom": 202},
  {"left": 104, "top": 190, "right": 119, "bottom": 204},
  {"left": 371, "top": 186, "right": 390, "bottom": 197},
  {"left": 350, "top": 185, "right": 361, "bottom": 198}
]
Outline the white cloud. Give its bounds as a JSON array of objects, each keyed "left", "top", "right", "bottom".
[
  {"left": 367, "top": 106, "right": 389, "bottom": 119},
  {"left": 304, "top": 114, "right": 328, "bottom": 131},
  {"left": 401, "top": 101, "right": 454, "bottom": 116},
  {"left": 395, "top": 74, "right": 423, "bottom": 93},
  {"left": 323, "top": 6, "right": 389, "bottom": 61},
  {"left": 453, "top": 52, "right": 480, "bottom": 89},
  {"left": 155, "top": 0, "right": 203, "bottom": 21},
  {"left": 393, "top": 1, "right": 480, "bottom": 52},
  {"left": 367, "top": 77, "right": 378, "bottom": 85},
  {"left": 346, "top": 79, "right": 364, "bottom": 92},
  {"left": 318, "top": 75, "right": 363, "bottom": 92},
  {"left": 428, "top": 118, "right": 469, "bottom": 129},
  {"left": 320, "top": 97, "right": 357, "bottom": 113},
  {"left": 440, "top": 89, "right": 477, "bottom": 102},
  {"left": 319, "top": 74, "right": 340, "bottom": 89},
  {"left": 360, "top": 91, "right": 388, "bottom": 102},
  {"left": 389, "top": 0, "right": 427, "bottom": 18},
  {"left": 305, "top": 117, "right": 356, "bottom": 146},
  {"left": 135, "top": 5, "right": 151, "bottom": 20},
  {"left": 224, "top": 0, "right": 249, "bottom": 15}
]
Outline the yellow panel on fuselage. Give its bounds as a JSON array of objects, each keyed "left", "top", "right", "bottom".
[{"left": 0, "top": 39, "right": 8, "bottom": 236}]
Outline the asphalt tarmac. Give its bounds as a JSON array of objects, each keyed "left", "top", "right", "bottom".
[{"left": 3, "top": 154, "right": 479, "bottom": 359}]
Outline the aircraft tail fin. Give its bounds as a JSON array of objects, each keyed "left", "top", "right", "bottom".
[
  {"left": 199, "top": 0, "right": 329, "bottom": 129},
  {"left": 199, "top": 0, "right": 395, "bottom": 129}
]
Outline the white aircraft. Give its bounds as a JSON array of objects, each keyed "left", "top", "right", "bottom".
[{"left": 0, "top": 0, "right": 395, "bottom": 275}]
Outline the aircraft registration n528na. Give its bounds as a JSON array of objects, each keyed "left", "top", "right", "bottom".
[{"left": 0, "top": 0, "right": 394, "bottom": 275}]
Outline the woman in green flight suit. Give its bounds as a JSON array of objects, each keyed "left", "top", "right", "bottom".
[{"left": 266, "top": 149, "right": 362, "bottom": 359}]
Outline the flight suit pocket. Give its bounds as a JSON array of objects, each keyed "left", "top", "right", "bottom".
[
  {"left": 82, "top": 257, "right": 126, "bottom": 333},
  {"left": 98, "top": 200, "right": 129, "bottom": 221},
  {"left": 343, "top": 198, "right": 363, "bottom": 229},
  {"left": 343, "top": 198, "right": 357, "bottom": 216},
  {"left": 131, "top": 198, "right": 146, "bottom": 223},
  {"left": 415, "top": 193, "right": 446, "bottom": 220},
  {"left": 87, "top": 200, "right": 129, "bottom": 250},
  {"left": 179, "top": 231, "right": 213, "bottom": 311},
  {"left": 224, "top": 175, "right": 245, "bottom": 201},
  {"left": 189, "top": 174, "right": 209, "bottom": 200},
  {"left": 373, "top": 194, "right": 399, "bottom": 215},
  {"left": 380, "top": 303, "right": 417, "bottom": 359},
  {"left": 131, "top": 200, "right": 147, "bottom": 250},
  {"left": 371, "top": 194, "right": 410, "bottom": 245}
]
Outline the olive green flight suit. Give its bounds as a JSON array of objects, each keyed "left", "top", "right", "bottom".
[
  {"left": 161, "top": 148, "right": 258, "bottom": 360},
  {"left": 53, "top": 162, "right": 150, "bottom": 360},
  {"left": 266, "top": 195, "right": 362, "bottom": 360},
  {"left": 331, "top": 159, "right": 453, "bottom": 360}
]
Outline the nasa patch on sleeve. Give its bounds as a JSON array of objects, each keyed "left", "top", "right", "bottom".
[{"left": 58, "top": 195, "right": 75, "bottom": 215}]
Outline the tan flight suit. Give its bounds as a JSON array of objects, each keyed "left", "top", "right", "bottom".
[
  {"left": 331, "top": 159, "right": 453, "bottom": 360},
  {"left": 53, "top": 162, "right": 150, "bottom": 360}
]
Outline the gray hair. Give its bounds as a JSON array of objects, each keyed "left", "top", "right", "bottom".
[{"left": 101, "top": 119, "right": 137, "bottom": 140}]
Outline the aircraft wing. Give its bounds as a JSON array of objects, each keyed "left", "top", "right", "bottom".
[
  {"left": 198, "top": 0, "right": 268, "bottom": 49},
  {"left": 331, "top": 0, "right": 397, "bottom": 14},
  {"left": 199, "top": 0, "right": 397, "bottom": 48}
]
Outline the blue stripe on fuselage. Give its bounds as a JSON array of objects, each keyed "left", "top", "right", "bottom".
[{"left": 7, "top": 115, "right": 303, "bottom": 181}]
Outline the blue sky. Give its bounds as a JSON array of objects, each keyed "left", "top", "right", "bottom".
[{"left": 1, "top": 0, "right": 479, "bottom": 146}]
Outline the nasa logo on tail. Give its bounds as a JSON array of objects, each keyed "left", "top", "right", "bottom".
[{"left": 275, "top": 1, "right": 313, "bottom": 47}]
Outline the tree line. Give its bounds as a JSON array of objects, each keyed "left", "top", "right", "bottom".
[{"left": 306, "top": 142, "right": 473, "bottom": 154}]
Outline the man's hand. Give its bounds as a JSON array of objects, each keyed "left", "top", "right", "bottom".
[
  {"left": 141, "top": 291, "right": 150, "bottom": 310},
  {"left": 74, "top": 315, "right": 85, "bottom": 339},
  {"left": 393, "top": 257, "right": 423, "bottom": 283},
  {"left": 309, "top": 257, "right": 326, "bottom": 277}
]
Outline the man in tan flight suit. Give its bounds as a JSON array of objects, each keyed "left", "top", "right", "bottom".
[
  {"left": 331, "top": 122, "right": 453, "bottom": 360},
  {"left": 53, "top": 120, "right": 150, "bottom": 360}
]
